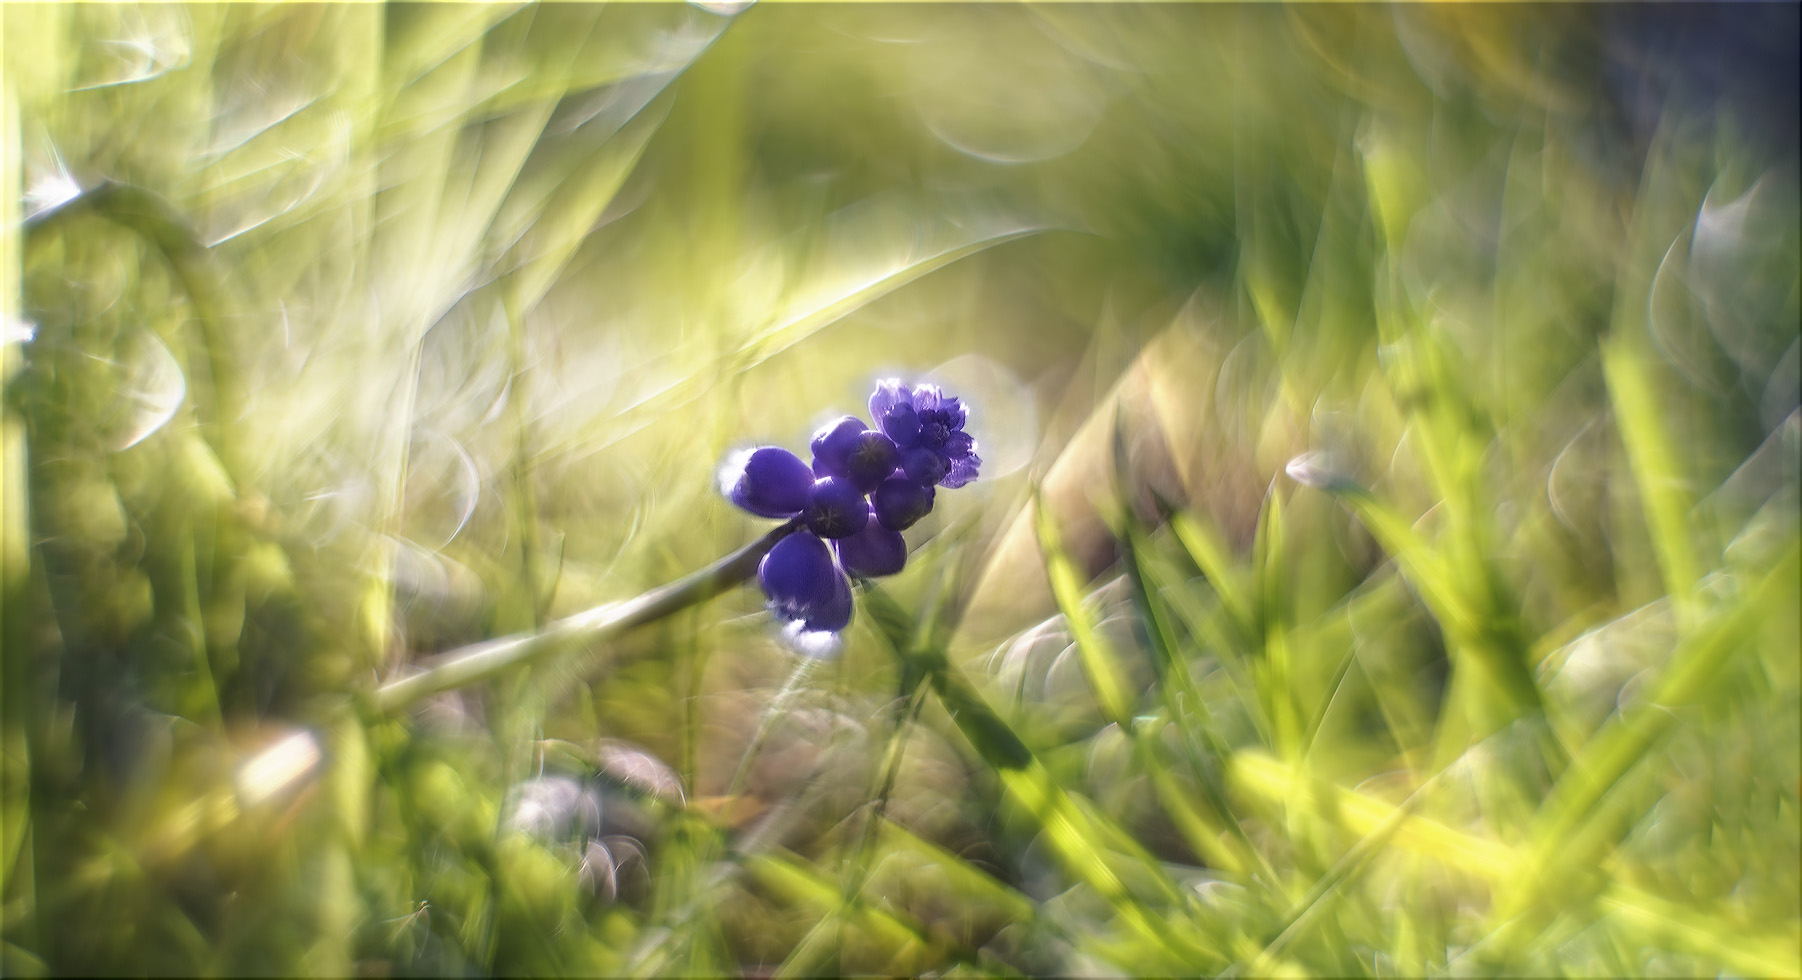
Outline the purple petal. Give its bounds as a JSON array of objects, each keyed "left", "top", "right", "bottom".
[
  {"left": 939, "top": 452, "right": 981, "bottom": 489},
  {"left": 846, "top": 430, "right": 899, "bottom": 492},
  {"left": 758, "top": 532, "right": 840, "bottom": 619},
  {"left": 809, "top": 416, "right": 867, "bottom": 480},
  {"left": 939, "top": 397, "right": 966, "bottom": 431},
  {"left": 764, "top": 540, "right": 853, "bottom": 658},
  {"left": 720, "top": 447, "right": 813, "bottom": 518},
  {"left": 910, "top": 384, "right": 943, "bottom": 413},
  {"left": 879, "top": 403, "right": 920, "bottom": 449},
  {"left": 901, "top": 447, "right": 950, "bottom": 487},
  {"left": 943, "top": 430, "right": 975, "bottom": 460},
  {"left": 835, "top": 513, "right": 907, "bottom": 577},
  {"left": 804, "top": 476, "right": 870, "bottom": 540},
  {"left": 872, "top": 477, "right": 934, "bottom": 531},
  {"left": 802, "top": 565, "right": 853, "bottom": 632},
  {"left": 868, "top": 379, "right": 913, "bottom": 422},
  {"left": 917, "top": 412, "right": 952, "bottom": 450}
]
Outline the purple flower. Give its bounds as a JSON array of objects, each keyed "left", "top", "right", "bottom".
[
  {"left": 872, "top": 477, "right": 933, "bottom": 531},
  {"left": 900, "top": 447, "right": 950, "bottom": 486},
  {"left": 804, "top": 476, "right": 869, "bottom": 540},
  {"left": 722, "top": 449, "right": 857, "bottom": 653},
  {"left": 869, "top": 380, "right": 981, "bottom": 489},
  {"left": 809, "top": 416, "right": 865, "bottom": 477},
  {"left": 834, "top": 512, "right": 907, "bottom": 578},
  {"left": 811, "top": 416, "right": 899, "bottom": 492},
  {"left": 718, "top": 378, "right": 982, "bottom": 655},
  {"left": 718, "top": 447, "right": 815, "bottom": 518},
  {"left": 758, "top": 532, "right": 853, "bottom": 657}
]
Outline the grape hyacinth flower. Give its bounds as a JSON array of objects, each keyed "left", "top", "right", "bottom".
[
  {"left": 871, "top": 477, "right": 932, "bottom": 531},
  {"left": 719, "top": 446, "right": 815, "bottom": 518},
  {"left": 833, "top": 512, "right": 906, "bottom": 577},
  {"left": 718, "top": 378, "right": 982, "bottom": 656},
  {"left": 802, "top": 476, "right": 869, "bottom": 539},
  {"left": 869, "top": 380, "right": 981, "bottom": 489}
]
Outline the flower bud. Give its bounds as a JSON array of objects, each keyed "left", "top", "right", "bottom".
[
  {"left": 835, "top": 513, "right": 907, "bottom": 577},
  {"left": 901, "top": 447, "right": 950, "bottom": 487},
  {"left": 809, "top": 416, "right": 868, "bottom": 480},
  {"left": 803, "top": 477, "right": 870, "bottom": 540},
  {"left": 759, "top": 532, "right": 841, "bottom": 617},
  {"left": 845, "top": 430, "right": 900, "bottom": 492},
  {"left": 759, "top": 531, "right": 854, "bottom": 653},
  {"left": 872, "top": 477, "right": 933, "bottom": 531},
  {"left": 719, "top": 447, "right": 814, "bottom": 518}
]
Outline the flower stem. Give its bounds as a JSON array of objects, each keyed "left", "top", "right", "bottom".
[{"left": 371, "top": 518, "right": 802, "bottom": 713}]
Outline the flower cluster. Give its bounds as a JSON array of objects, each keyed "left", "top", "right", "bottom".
[{"left": 719, "top": 379, "right": 981, "bottom": 655}]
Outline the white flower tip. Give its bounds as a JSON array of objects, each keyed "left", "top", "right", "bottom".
[
  {"left": 781, "top": 620, "right": 843, "bottom": 660},
  {"left": 717, "top": 448, "right": 753, "bottom": 498}
]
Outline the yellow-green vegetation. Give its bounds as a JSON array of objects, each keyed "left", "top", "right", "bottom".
[{"left": 2, "top": 4, "right": 1797, "bottom": 977}]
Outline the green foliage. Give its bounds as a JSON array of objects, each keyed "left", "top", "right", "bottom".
[{"left": 2, "top": 4, "right": 1797, "bottom": 977}]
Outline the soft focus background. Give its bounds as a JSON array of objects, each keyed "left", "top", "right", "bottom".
[{"left": 2, "top": 3, "right": 1798, "bottom": 976}]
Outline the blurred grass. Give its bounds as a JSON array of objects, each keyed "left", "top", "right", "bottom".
[{"left": 2, "top": 3, "right": 1799, "bottom": 977}]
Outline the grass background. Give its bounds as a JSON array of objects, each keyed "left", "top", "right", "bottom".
[{"left": 2, "top": 3, "right": 1798, "bottom": 976}]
